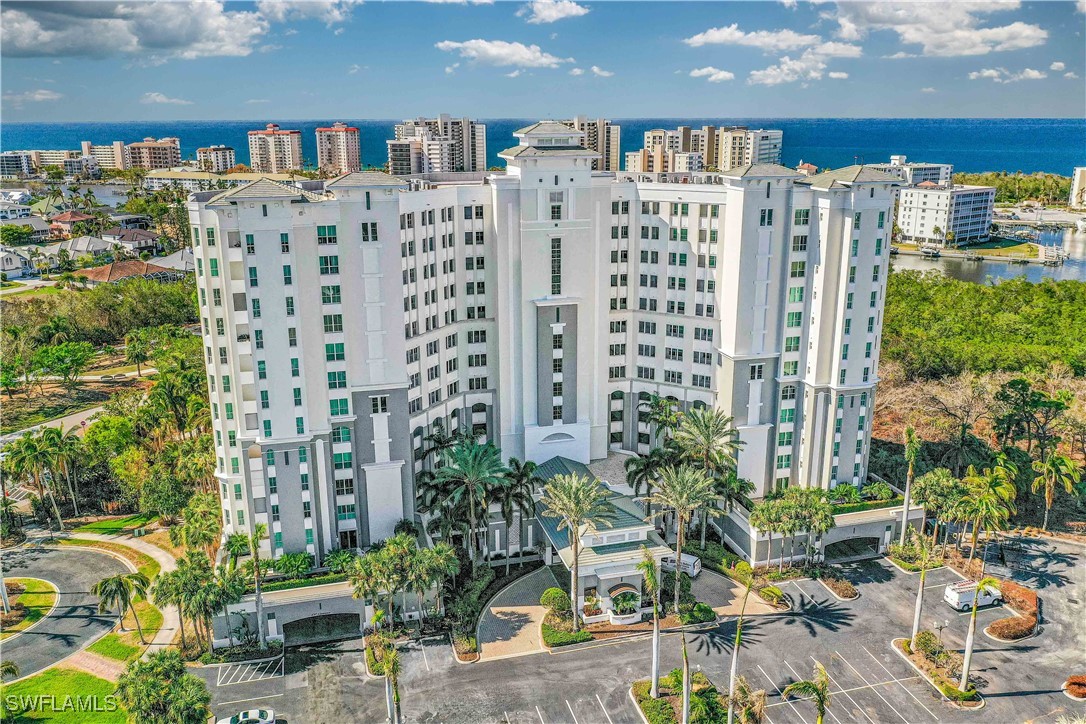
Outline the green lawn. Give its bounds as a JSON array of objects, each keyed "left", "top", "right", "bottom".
[
  {"left": 0, "top": 578, "right": 58, "bottom": 640},
  {"left": 0, "top": 284, "right": 66, "bottom": 299},
  {"left": 76, "top": 513, "right": 157, "bottom": 535},
  {"left": 0, "top": 668, "right": 126, "bottom": 723},
  {"left": 86, "top": 633, "right": 142, "bottom": 662},
  {"left": 0, "top": 280, "right": 25, "bottom": 289},
  {"left": 55, "top": 538, "right": 161, "bottom": 582},
  {"left": 86, "top": 600, "right": 164, "bottom": 662}
]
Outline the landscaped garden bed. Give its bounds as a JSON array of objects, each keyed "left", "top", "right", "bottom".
[
  {"left": 200, "top": 639, "right": 284, "bottom": 665},
  {"left": 894, "top": 635, "right": 981, "bottom": 706},
  {"left": 985, "top": 580, "right": 1039, "bottom": 641},
  {"left": 447, "top": 560, "right": 543, "bottom": 661},
  {"left": 886, "top": 541, "right": 945, "bottom": 573},
  {"left": 818, "top": 576, "right": 859, "bottom": 600},
  {"left": 87, "top": 600, "right": 165, "bottom": 662},
  {"left": 1063, "top": 675, "right": 1086, "bottom": 701},
  {"left": 631, "top": 670, "right": 726, "bottom": 724},
  {"left": 0, "top": 578, "right": 58, "bottom": 640}
]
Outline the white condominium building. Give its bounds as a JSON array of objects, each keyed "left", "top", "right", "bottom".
[
  {"left": 190, "top": 121, "right": 897, "bottom": 565},
  {"left": 81, "top": 141, "right": 127, "bottom": 170},
  {"left": 197, "top": 145, "right": 238, "bottom": 173},
  {"left": 628, "top": 126, "right": 783, "bottom": 172},
  {"left": 388, "top": 115, "right": 486, "bottom": 175},
  {"left": 1070, "top": 167, "right": 1086, "bottom": 209},
  {"left": 125, "top": 137, "right": 182, "bottom": 170},
  {"left": 0, "top": 152, "right": 35, "bottom": 178},
  {"left": 248, "top": 124, "right": 303, "bottom": 174},
  {"left": 897, "top": 183, "right": 995, "bottom": 245},
  {"left": 867, "top": 155, "right": 953, "bottom": 186},
  {"left": 563, "top": 116, "right": 621, "bottom": 172},
  {"left": 316, "top": 122, "right": 362, "bottom": 175}
]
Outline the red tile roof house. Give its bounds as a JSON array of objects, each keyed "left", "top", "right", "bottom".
[
  {"left": 49, "top": 210, "right": 94, "bottom": 237},
  {"left": 75, "top": 259, "right": 186, "bottom": 287}
]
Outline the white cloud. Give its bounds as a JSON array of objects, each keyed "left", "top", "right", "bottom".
[
  {"left": 259, "top": 44, "right": 281, "bottom": 53},
  {"left": 882, "top": 51, "right": 916, "bottom": 59},
  {"left": 517, "top": 0, "right": 589, "bottom": 24},
  {"left": 1050, "top": 61, "right": 1065, "bottom": 71},
  {"left": 830, "top": 2, "right": 1047, "bottom": 57},
  {"left": 1066, "top": 71, "right": 1080, "bottom": 79},
  {"left": 334, "top": 27, "right": 345, "bottom": 35},
  {"left": 246, "top": 98, "right": 270, "bottom": 104},
  {"left": 140, "top": 91, "right": 193, "bottom": 105},
  {"left": 828, "top": 71, "right": 849, "bottom": 79},
  {"left": 1079, "top": 0, "right": 1086, "bottom": 12},
  {"left": 435, "top": 39, "right": 572, "bottom": 67},
  {"left": 505, "top": 69, "right": 522, "bottom": 77},
  {"left": 445, "top": 62, "right": 460, "bottom": 74},
  {"left": 569, "top": 67, "right": 584, "bottom": 75},
  {"left": 421, "top": 0, "right": 495, "bottom": 4},
  {"left": 746, "top": 40, "right": 860, "bottom": 85},
  {"left": 550, "top": 32, "right": 558, "bottom": 40},
  {"left": 780, "top": 0, "right": 798, "bottom": 8},
  {"left": 689, "top": 66, "right": 735, "bottom": 83},
  {"left": 683, "top": 23, "right": 821, "bottom": 52},
  {"left": 920, "top": 87, "right": 937, "bottom": 93},
  {"left": 348, "top": 63, "right": 361, "bottom": 74},
  {"left": 2, "top": 88, "right": 62, "bottom": 108},
  {"left": 255, "top": 1, "right": 362, "bottom": 27},
  {"left": 1, "top": 2, "right": 270, "bottom": 63},
  {"left": 968, "top": 67, "right": 1047, "bottom": 83},
  {"left": 590, "top": 65, "right": 613, "bottom": 77}
]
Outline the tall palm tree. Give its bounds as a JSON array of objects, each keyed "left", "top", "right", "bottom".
[
  {"left": 384, "top": 644, "right": 403, "bottom": 724},
  {"left": 422, "top": 421, "right": 464, "bottom": 467},
  {"left": 725, "top": 572, "right": 756, "bottom": 724},
  {"left": 625, "top": 446, "right": 671, "bottom": 520},
  {"left": 41, "top": 426, "right": 83, "bottom": 517},
  {"left": 92, "top": 572, "right": 150, "bottom": 644},
  {"left": 958, "top": 466, "right": 1015, "bottom": 566},
  {"left": 214, "top": 564, "right": 246, "bottom": 648},
  {"left": 538, "top": 472, "right": 616, "bottom": 633},
  {"left": 350, "top": 552, "right": 386, "bottom": 631},
  {"left": 248, "top": 523, "right": 269, "bottom": 650},
  {"left": 726, "top": 675, "right": 767, "bottom": 724},
  {"left": 908, "top": 533, "right": 940, "bottom": 649},
  {"left": 125, "top": 330, "right": 150, "bottom": 377},
  {"left": 900, "top": 426, "right": 921, "bottom": 546},
  {"left": 224, "top": 533, "right": 250, "bottom": 572},
  {"left": 749, "top": 500, "right": 783, "bottom": 571},
  {"left": 6, "top": 432, "right": 64, "bottom": 530},
  {"left": 152, "top": 570, "right": 188, "bottom": 653},
  {"left": 427, "top": 441, "right": 508, "bottom": 563},
  {"left": 639, "top": 395, "right": 681, "bottom": 441},
  {"left": 496, "top": 458, "right": 542, "bottom": 574},
  {"left": 649, "top": 465, "right": 717, "bottom": 724},
  {"left": 959, "top": 577, "right": 1001, "bottom": 693},
  {"left": 426, "top": 542, "right": 460, "bottom": 617},
  {"left": 637, "top": 546, "right": 663, "bottom": 699},
  {"left": 672, "top": 407, "right": 744, "bottom": 550},
  {"left": 1031, "top": 453, "right": 1081, "bottom": 531},
  {"left": 782, "top": 661, "right": 831, "bottom": 724}
]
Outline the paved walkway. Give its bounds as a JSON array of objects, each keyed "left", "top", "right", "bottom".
[
  {"left": 477, "top": 567, "right": 558, "bottom": 661},
  {"left": 63, "top": 650, "right": 127, "bottom": 682},
  {"left": 0, "top": 405, "right": 105, "bottom": 444}
]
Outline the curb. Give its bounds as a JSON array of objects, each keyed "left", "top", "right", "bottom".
[
  {"left": 196, "top": 651, "right": 284, "bottom": 668},
  {"left": 1, "top": 577, "right": 60, "bottom": 645},
  {"left": 628, "top": 687, "right": 651, "bottom": 724},
  {"left": 982, "top": 624, "right": 1040, "bottom": 644},
  {"left": 816, "top": 578, "right": 859, "bottom": 602},
  {"left": 884, "top": 557, "right": 947, "bottom": 576},
  {"left": 474, "top": 565, "right": 554, "bottom": 663},
  {"left": 1062, "top": 685, "right": 1086, "bottom": 702},
  {"left": 36, "top": 541, "right": 139, "bottom": 574},
  {"left": 889, "top": 638, "right": 985, "bottom": 709}
]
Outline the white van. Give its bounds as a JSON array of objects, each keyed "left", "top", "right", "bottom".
[
  {"left": 943, "top": 580, "right": 1002, "bottom": 611},
  {"left": 661, "top": 554, "right": 702, "bottom": 578}
]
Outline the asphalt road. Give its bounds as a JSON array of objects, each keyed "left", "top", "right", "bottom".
[
  {"left": 1, "top": 544, "right": 129, "bottom": 677},
  {"left": 198, "top": 544, "right": 1084, "bottom": 724}
]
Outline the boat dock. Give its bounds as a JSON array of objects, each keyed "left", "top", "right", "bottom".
[{"left": 891, "top": 243, "right": 1065, "bottom": 266}]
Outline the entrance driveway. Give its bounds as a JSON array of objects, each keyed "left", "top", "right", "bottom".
[
  {"left": 691, "top": 568, "right": 779, "bottom": 617},
  {"left": 477, "top": 567, "right": 557, "bottom": 661}
]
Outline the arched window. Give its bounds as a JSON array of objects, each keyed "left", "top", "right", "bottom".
[
  {"left": 781, "top": 385, "right": 797, "bottom": 401},
  {"left": 692, "top": 400, "right": 707, "bottom": 409},
  {"left": 610, "top": 390, "right": 624, "bottom": 400},
  {"left": 638, "top": 391, "right": 651, "bottom": 401},
  {"left": 471, "top": 403, "right": 487, "bottom": 414},
  {"left": 541, "top": 432, "right": 575, "bottom": 443}
]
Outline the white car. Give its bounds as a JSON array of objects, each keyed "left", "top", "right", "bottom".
[
  {"left": 943, "top": 581, "right": 1001, "bottom": 612},
  {"left": 661, "top": 554, "right": 702, "bottom": 578},
  {"left": 217, "top": 709, "right": 275, "bottom": 724}
]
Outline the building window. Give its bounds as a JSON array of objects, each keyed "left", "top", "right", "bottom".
[
  {"left": 296, "top": 417, "right": 305, "bottom": 434},
  {"left": 791, "top": 235, "right": 807, "bottom": 252},
  {"left": 794, "top": 208, "right": 810, "bottom": 225},
  {"left": 371, "top": 396, "right": 388, "bottom": 414},
  {"left": 781, "top": 385, "right": 797, "bottom": 400},
  {"left": 319, "top": 255, "right": 340, "bottom": 274},
  {"left": 789, "top": 261, "right": 806, "bottom": 278},
  {"left": 552, "top": 405, "right": 563, "bottom": 420},
  {"left": 245, "top": 234, "right": 255, "bottom": 254},
  {"left": 325, "top": 343, "right": 345, "bottom": 361},
  {"left": 330, "top": 398, "right": 349, "bottom": 416},
  {"left": 550, "top": 239, "right": 562, "bottom": 295},
  {"left": 759, "top": 209, "right": 774, "bottom": 227},
  {"left": 336, "top": 478, "right": 355, "bottom": 496},
  {"left": 317, "top": 225, "right": 338, "bottom": 244}
]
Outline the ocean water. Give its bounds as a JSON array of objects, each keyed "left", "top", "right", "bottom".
[{"left": 3, "top": 118, "right": 1083, "bottom": 175}]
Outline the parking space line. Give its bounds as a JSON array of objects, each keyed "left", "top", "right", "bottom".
[
  {"left": 789, "top": 580, "right": 820, "bottom": 607},
  {"left": 536, "top": 705, "right": 546, "bottom": 723},
  {"left": 758, "top": 664, "right": 805, "bottom": 722},
  {"left": 861, "top": 645, "right": 939, "bottom": 721},
  {"left": 218, "top": 693, "right": 284, "bottom": 708},
  {"left": 421, "top": 641, "right": 431, "bottom": 672},
  {"left": 783, "top": 660, "right": 844, "bottom": 724},
  {"left": 834, "top": 650, "right": 909, "bottom": 724},
  {"left": 595, "top": 693, "right": 614, "bottom": 724},
  {"left": 565, "top": 699, "right": 580, "bottom": 724}
]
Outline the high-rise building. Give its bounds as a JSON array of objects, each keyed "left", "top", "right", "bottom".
[
  {"left": 1071, "top": 167, "right": 1086, "bottom": 209},
  {"left": 897, "top": 183, "right": 995, "bottom": 246},
  {"left": 124, "top": 137, "right": 182, "bottom": 170},
  {"left": 0, "top": 152, "right": 35, "bottom": 178},
  {"left": 388, "top": 115, "right": 486, "bottom": 174},
  {"left": 316, "top": 122, "right": 362, "bottom": 175},
  {"left": 626, "top": 126, "right": 784, "bottom": 172},
  {"left": 563, "top": 116, "right": 621, "bottom": 172},
  {"left": 248, "top": 124, "right": 303, "bottom": 173},
  {"left": 63, "top": 156, "right": 101, "bottom": 179},
  {"left": 81, "top": 141, "right": 127, "bottom": 170},
  {"left": 867, "top": 155, "right": 953, "bottom": 186},
  {"left": 189, "top": 121, "right": 898, "bottom": 567},
  {"left": 197, "top": 145, "right": 238, "bottom": 173}
]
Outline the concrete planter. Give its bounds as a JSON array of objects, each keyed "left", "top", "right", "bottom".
[{"left": 608, "top": 610, "right": 641, "bottom": 626}]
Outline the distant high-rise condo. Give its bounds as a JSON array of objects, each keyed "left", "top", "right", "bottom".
[
  {"left": 81, "top": 141, "right": 127, "bottom": 170},
  {"left": 387, "top": 115, "right": 486, "bottom": 175},
  {"left": 867, "top": 155, "right": 953, "bottom": 186},
  {"left": 316, "top": 122, "right": 362, "bottom": 175},
  {"left": 125, "top": 137, "right": 182, "bottom": 170},
  {"left": 248, "top": 124, "right": 303, "bottom": 174},
  {"left": 197, "top": 145, "right": 238, "bottom": 173},
  {"left": 1069, "top": 167, "right": 1086, "bottom": 209},
  {"left": 625, "top": 125, "right": 783, "bottom": 172},
  {"left": 562, "top": 116, "right": 621, "bottom": 172}
]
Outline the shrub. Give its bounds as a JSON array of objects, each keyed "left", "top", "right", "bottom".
[
  {"left": 830, "top": 485, "right": 862, "bottom": 504},
  {"left": 540, "top": 587, "right": 571, "bottom": 614},
  {"left": 1065, "top": 675, "right": 1086, "bottom": 699},
  {"left": 661, "top": 571, "right": 695, "bottom": 612},
  {"left": 987, "top": 581, "right": 1039, "bottom": 640},
  {"left": 323, "top": 548, "right": 358, "bottom": 574},
  {"left": 612, "top": 591, "right": 640, "bottom": 616},
  {"left": 272, "top": 552, "right": 313, "bottom": 579},
  {"left": 680, "top": 602, "right": 716, "bottom": 625},
  {"left": 821, "top": 577, "right": 857, "bottom": 599},
  {"left": 733, "top": 561, "right": 753, "bottom": 584},
  {"left": 258, "top": 572, "right": 345, "bottom": 593},
  {"left": 913, "top": 630, "right": 942, "bottom": 661},
  {"left": 988, "top": 614, "right": 1037, "bottom": 640},
  {"left": 759, "top": 585, "right": 785, "bottom": 606},
  {"left": 632, "top": 681, "right": 676, "bottom": 724},
  {"left": 1001, "top": 581, "right": 1038, "bottom": 615},
  {"left": 541, "top": 623, "right": 592, "bottom": 647}
]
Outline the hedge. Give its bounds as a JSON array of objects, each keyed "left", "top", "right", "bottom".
[
  {"left": 831, "top": 496, "right": 904, "bottom": 515},
  {"left": 680, "top": 602, "right": 716, "bottom": 625},
  {"left": 1065, "top": 675, "right": 1086, "bottom": 699},
  {"left": 821, "top": 577, "right": 857, "bottom": 599},
  {"left": 257, "top": 572, "right": 347, "bottom": 593},
  {"left": 541, "top": 623, "right": 592, "bottom": 647},
  {"left": 988, "top": 581, "right": 1038, "bottom": 640}
]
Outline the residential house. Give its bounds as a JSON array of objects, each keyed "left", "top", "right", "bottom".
[
  {"left": 0, "top": 246, "right": 33, "bottom": 279},
  {"left": 101, "top": 226, "right": 160, "bottom": 255},
  {"left": 0, "top": 202, "right": 32, "bottom": 220},
  {"left": 0, "top": 217, "right": 52, "bottom": 243},
  {"left": 76, "top": 259, "right": 185, "bottom": 287},
  {"left": 49, "top": 210, "right": 94, "bottom": 237}
]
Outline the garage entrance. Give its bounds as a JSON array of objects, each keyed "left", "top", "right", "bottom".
[
  {"left": 824, "top": 536, "right": 881, "bottom": 562},
  {"left": 282, "top": 613, "right": 363, "bottom": 646}
]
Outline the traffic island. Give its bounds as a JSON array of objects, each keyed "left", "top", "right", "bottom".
[{"left": 891, "top": 637, "right": 983, "bottom": 708}]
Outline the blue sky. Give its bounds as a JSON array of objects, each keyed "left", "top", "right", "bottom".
[{"left": 2, "top": 0, "right": 1084, "bottom": 121}]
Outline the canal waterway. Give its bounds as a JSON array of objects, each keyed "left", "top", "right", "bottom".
[{"left": 893, "top": 228, "right": 1085, "bottom": 282}]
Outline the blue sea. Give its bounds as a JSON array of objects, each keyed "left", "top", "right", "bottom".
[{"left": 3, "top": 118, "right": 1084, "bottom": 175}]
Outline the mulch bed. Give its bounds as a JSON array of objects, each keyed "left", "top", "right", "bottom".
[{"left": 585, "top": 613, "right": 682, "bottom": 640}]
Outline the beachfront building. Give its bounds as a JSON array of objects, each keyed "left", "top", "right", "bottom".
[
  {"left": 563, "top": 116, "right": 621, "bottom": 172},
  {"left": 896, "top": 183, "right": 996, "bottom": 246},
  {"left": 62, "top": 155, "right": 101, "bottom": 179},
  {"left": 143, "top": 169, "right": 297, "bottom": 192},
  {"left": 867, "top": 155, "right": 953, "bottom": 186},
  {"left": 1070, "top": 167, "right": 1086, "bottom": 209},
  {"left": 387, "top": 115, "right": 486, "bottom": 174},
  {"left": 124, "top": 138, "right": 182, "bottom": 170},
  {"left": 248, "top": 124, "right": 303, "bottom": 174},
  {"left": 81, "top": 141, "right": 127, "bottom": 171},
  {"left": 197, "top": 145, "right": 237, "bottom": 173},
  {"left": 316, "top": 123, "right": 362, "bottom": 176},
  {"left": 189, "top": 120, "right": 903, "bottom": 573},
  {"left": 1, "top": 151, "right": 36, "bottom": 179},
  {"left": 626, "top": 126, "right": 783, "bottom": 173}
]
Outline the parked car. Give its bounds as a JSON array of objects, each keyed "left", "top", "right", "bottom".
[
  {"left": 943, "top": 580, "right": 1001, "bottom": 611},
  {"left": 661, "top": 553, "right": 702, "bottom": 578},
  {"left": 216, "top": 710, "right": 274, "bottom": 724}
]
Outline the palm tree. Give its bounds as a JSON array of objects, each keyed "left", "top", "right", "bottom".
[
  {"left": 1031, "top": 453, "right": 1081, "bottom": 531},
  {"left": 726, "top": 675, "right": 767, "bottom": 724},
  {"left": 248, "top": 523, "right": 269, "bottom": 650},
  {"left": 725, "top": 572, "right": 756, "bottom": 724},
  {"left": 649, "top": 465, "right": 717, "bottom": 724},
  {"left": 637, "top": 546, "right": 663, "bottom": 699},
  {"left": 538, "top": 472, "right": 616, "bottom": 632},
  {"left": 908, "top": 533, "right": 940, "bottom": 650},
  {"left": 422, "top": 420, "right": 463, "bottom": 467},
  {"left": 672, "top": 407, "right": 744, "bottom": 550},
  {"left": 782, "top": 661, "right": 831, "bottom": 724},
  {"left": 427, "top": 441, "right": 508, "bottom": 563},
  {"left": 639, "top": 394, "right": 681, "bottom": 441},
  {"left": 350, "top": 553, "right": 386, "bottom": 631},
  {"left": 958, "top": 466, "right": 1016, "bottom": 566},
  {"left": 214, "top": 564, "right": 246, "bottom": 648},
  {"left": 625, "top": 446, "right": 671, "bottom": 520},
  {"left": 749, "top": 499, "right": 783, "bottom": 571},
  {"left": 92, "top": 572, "right": 151, "bottom": 644},
  {"left": 169, "top": 493, "right": 221, "bottom": 561},
  {"left": 224, "top": 533, "right": 250, "bottom": 572},
  {"left": 384, "top": 644, "right": 403, "bottom": 724},
  {"left": 959, "top": 577, "right": 1001, "bottom": 693},
  {"left": 0, "top": 660, "right": 19, "bottom": 680},
  {"left": 6, "top": 432, "right": 64, "bottom": 530},
  {"left": 496, "top": 458, "right": 542, "bottom": 574},
  {"left": 125, "top": 330, "right": 150, "bottom": 377},
  {"left": 152, "top": 570, "right": 188, "bottom": 653},
  {"left": 41, "top": 426, "right": 83, "bottom": 517},
  {"left": 900, "top": 426, "right": 921, "bottom": 546}
]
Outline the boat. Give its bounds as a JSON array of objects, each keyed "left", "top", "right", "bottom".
[
  {"left": 888, "top": 247, "right": 899, "bottom": 256},
  {"left": 920, "top": 246, "right": 941, "bottom": 258},
  {"left": 965, "top": 253, "right": 982, "bottom": 261}
]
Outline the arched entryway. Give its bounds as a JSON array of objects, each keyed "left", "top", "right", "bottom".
[
  {"left": 824, "top": 537, "right": 881, "bottom": 563},
  {"left": 282, "top": 613, "right": 363, "bottom": 646}
]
